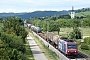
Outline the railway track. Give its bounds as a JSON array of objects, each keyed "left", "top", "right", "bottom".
[
  {"left": 75, "top": 51, "right": 90, "bottom": 60},
  {"left": 31, "top": 31, "right": 90, "bottom": 60}
]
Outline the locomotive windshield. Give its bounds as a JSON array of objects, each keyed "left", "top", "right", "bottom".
[{"left": 67, "top": 44, "right": 76, "bottom": 49}]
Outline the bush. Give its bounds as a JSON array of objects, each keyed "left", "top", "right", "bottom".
[
  {"left": 69, "top": 27, "right": 82, "bottom": 39},
  {"left": 81, "top": 43, "right": 89, "bottom": 50},
  {"left": 8, "top": 49, "right": 27, "bottom": 60},
  {"left": 76, "top": 40, "right": 81, "bottom": 45},
  {"left": 0, "top": 32, "right": 26, "bottom": 53},
  {"left": 84, "top": 37, "right": 90, "bottom": 44}
]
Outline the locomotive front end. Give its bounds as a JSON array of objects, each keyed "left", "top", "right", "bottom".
[{"left": 66, "top": 42, "right": 78, "bottom": 56}]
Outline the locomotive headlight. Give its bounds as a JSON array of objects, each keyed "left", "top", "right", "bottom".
[
  {"left": 68, "top": 51, "right": 69, "bottom": 52},
  {"left": 75, "top": 51, "right": 76, "bottom": 52}
]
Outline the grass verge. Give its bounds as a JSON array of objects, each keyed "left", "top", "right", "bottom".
[
  {"left": 25, "top": 39, "right": 34, "bottom": 60},
  {"left": 75, "top": 39, "right": 90, "bottom": 55},
  {"left": 78, "top": 44, "right": 90, "bottom": 55},
  {"left": 26, "top": 28, "right": 59, "bottom": 60}
]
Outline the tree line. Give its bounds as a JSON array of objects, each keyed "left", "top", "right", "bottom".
[
  {"left": 28, "top": 16, "right": 90, "bottom": 31},
  {"left": 76, "top": 8, "right": 90, "bottom": 13},
  {"left": 26, "top": 15, "right": 90, "bottom": 39}
]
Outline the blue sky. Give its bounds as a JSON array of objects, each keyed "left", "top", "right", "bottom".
[{"left": 0, "top": 0, "right": 90, "bottom": 13}]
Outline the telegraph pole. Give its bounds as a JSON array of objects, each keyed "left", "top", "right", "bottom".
[
  {"left": 46, "top": 20, "right": 49, "bottom": 33},
  {"left": 46, "top": 20, "right": 49, "bottom": 47},
  {"left": 37, "top": 22, "right": 38, "bottom": 34},
  {"left": 57, "top": 23, "right": 60, "bottom": 35}
]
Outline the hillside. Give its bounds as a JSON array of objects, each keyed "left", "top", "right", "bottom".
[
  {"left": 0, "top": 13, "right": 26, "bottom": 17},
  {"left": 0, "top": 11, "right": 71, "bottom": 19},
  {"left": 75, "top": 11, "right": 90, "bottom": 17}
]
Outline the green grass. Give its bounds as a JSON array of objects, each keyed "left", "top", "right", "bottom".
[
  {"left": 54, "top": 27, "right": 90, "bottom": 37},
  {"left": 25, "top": 39, "right": 34, "bottom": 60},
  {"left": 26, "top": 28, "right": 59, "bottom": 60},
  {"left": 75, "top": 11, "right": 90, "bottom": 17},
  {"left": 81, "top": 27, "right": 90, "bottom": 37},
  {"left": 54, "top": 27, "right": 73, "bottom": 37},
  {"left": 78, "top": 44, "right": 90, "bottom": 55}
]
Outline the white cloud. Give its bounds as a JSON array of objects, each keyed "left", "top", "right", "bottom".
[
  {"left": 0, "top": 0, "right": 90, "bottom": 13},
  {"left": 0, "top": 8, "right": 16, "bottom": 13},
  {"left": 0, "top": 8, "right": 37, "bottom": 13}
]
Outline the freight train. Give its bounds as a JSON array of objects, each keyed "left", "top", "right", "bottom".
[{"left": 27, "top": 23, "right": 78, "bottom": 56}]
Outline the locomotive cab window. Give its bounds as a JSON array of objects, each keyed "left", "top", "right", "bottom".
[{"left": 67, "top": 44, "right": 76, "bottom": 49}]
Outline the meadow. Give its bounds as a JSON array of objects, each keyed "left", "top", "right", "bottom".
[
  {"left": 75, "top": 11, "right": 90, "bottom": 17},
  {"left": 54, "top": 27, "right": 90, "bottom": 38}
]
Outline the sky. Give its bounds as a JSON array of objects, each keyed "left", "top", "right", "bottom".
[{"left": 0, "top": 0, "right": 90, "bottom": 13}]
